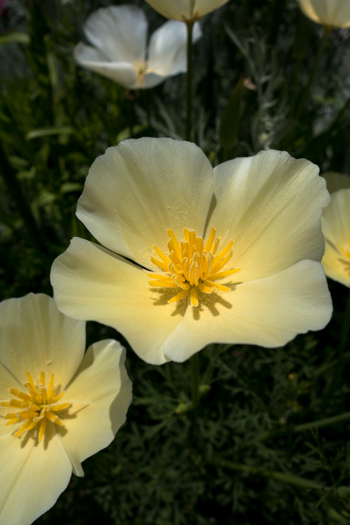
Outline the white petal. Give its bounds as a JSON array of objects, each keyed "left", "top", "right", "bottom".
[
  {"left": 298, "top": 0, "right": 350, "bottom": 27},
  {"left": 76, "top": 138, "right": 214, "bottom": 269},
  {"left": 74, "top": 43, "right": 140, "bottom": 89},
  {"left": 0, "top": 294, "right": 85, "bottom": 390},
  {"left": 145, "top": 0, "right": 229, "bottom": 20},
  {"left": 145, "top": 0, "right": 193, "bottom": 21},
  {"left": 51, "top": 238, "right": 187, "bottom": 365},
  {"left": 0, "top": 363, "right": 22, "bottom": 438},
  {"left": 164, "top": 260, "right": 332, "bottom": 362},
  {"left": 83, "top": 5, "right": 147, "bottom": 62},
  {"left": 57, "top": 340, "right": 132, "bottom": 476},
  {"left": 210, "top": 150, "right": 329, "bottom": 282},
  {"left": 142, "top": 71, "right": 169, "bottom": 88},
  {"left": 0, "top": 426, "right": 72, "bottom": 525},
  {"left": 193, "top": 0, "right": 230, "bottom": 18},
  {"left": 322, "top": 188, "right": 350, "bottom": 286},
  {"left": 148, "top": 20, "right": 201, "bottom": 77}
]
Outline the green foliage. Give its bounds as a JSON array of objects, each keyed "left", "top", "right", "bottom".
[{"left": 1, "top": 0, "right": 350, "bottom": 523}]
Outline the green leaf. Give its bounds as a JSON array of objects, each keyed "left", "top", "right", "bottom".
[
  {"left": 26, "top": 127, "right": 73, "bottom": 140},
  {"left": 0, "top": 32, "right": 30, "bottom": 45}
]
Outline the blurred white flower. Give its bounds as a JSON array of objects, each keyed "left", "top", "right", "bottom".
[
  {"left": 74, "top": 4, "right": 201, "bottom": 89},
  {"left": 0, "top": 293, "right": 132, "bottom": 525},
  {"left": 51, "top": 138, "right": 332, "bottom": 365},
  {"left": 145, "top": 0, "right": 230, "bottom": 21},
  {"left": 298, "top": 0, "right": 350, "bottom": 28}
]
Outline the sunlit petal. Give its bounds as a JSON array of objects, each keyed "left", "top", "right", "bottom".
[
  {"left": 211, "top": 150, "right": 329, "bottom": 282},
  {"left": 76, "top": 138, "right": 214, "bottom": 269},
  {"left": 51, "top": 238, "right": 186, "bottom": 365},
  {"left": 164, "top": 260, "right": 332, "bottom": 362},
  {"left": 0, "top": 294, "right": 85, "bottom": 389}
]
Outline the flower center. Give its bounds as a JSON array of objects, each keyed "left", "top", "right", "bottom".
[
  {"left": 1, "top": 371, "right": 70, "bottom": 442},
  {"left": 148, "top": 227, "right": 240, "bottom": 307}
]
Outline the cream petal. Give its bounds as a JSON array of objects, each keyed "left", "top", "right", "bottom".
[
  {"left": 0, "top": 363, "right": 23, "bottom": 438},
  {"left": 164, "top": 260, "right": 332, "bottom": 362},
  {"left": 74, "top": 43, "right": 139, "bottom": 89},
  {"left": 298, "top": 0, "right": 350, "bottom": 27},
  {"left": 322, "top": 188, "right": 350, "bottom": 286},
  {"left": 57, "top": 340, "right": 132, "bottom": 476},
  {"left": 145, "top": 0, "right": 229, "bottom": 20},
  {"left": 210, "top": 150, "right": 329, "bottom": 282},
  {"left": 147, "top": 20, "right": 201, "bottom": 77},
  {"left": 83, "top": 5, "right": 147, "bottom": 63},
  {"left": 142, "top": 71, "right": 169, "bottom": 88},
  {"left": 51, "top": 238, "right": 187, "bottom": 365},
  {"left": 0, "top": 426, "right": 72, "bottom": 525},
  {"left": 76, "top": 138, "right": 214, "bottom": 269},
  {"left": 322, "top": 241, "right": 350, "bottom": 287},
  {"left": 0, "top": 294, "right": 85, "bottom": 390},
  {"left": 193, "top": 0, "right": 230, "bottom": 18},
  {"left": 322, "top": 189, "right": 350, "bottom": 246},
  {"left": 145, "top": 0, "right": 193, "bottom": 21}
]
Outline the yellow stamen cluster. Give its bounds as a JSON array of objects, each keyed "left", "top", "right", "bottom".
[
  {"left": 148, "top": 227, "right": 240, "bottom": 307},
  {"left": 1, "top": 371, "right": 70, "bottom": 442}
]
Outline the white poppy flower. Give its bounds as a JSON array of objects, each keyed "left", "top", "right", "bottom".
[
  {"left": 322, "top": 187, "right": 350, "bottom": 287},
  {"left": 74, "top": 4, "right": 201, "bottom": 89},
  {"left": 298, "top": 0, "right": 350, "bottom": 28},
  {"left": 51, "top": 138, "right": 332, "bottom": 365},
  {"left": 0, "top": 293, "right": 132, "bottom": 525},
  {"left": 145, "top": 0, "right": 230, "bottom": 21}
]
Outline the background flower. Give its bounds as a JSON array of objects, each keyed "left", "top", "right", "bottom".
[
  {"left": 145, "top": 0, "right": 230, "bottom": 21},
  {"left": 74, "top": 4, "right": 201, "bottom": 89},
  {"left": 0, "top": 293, "right": 132, "bottom": 525},
  {"left": 321, "top": 188, "right": 350, "bottom": 287},
  {"left": 298, "top": 0, "right": 350, "bottom": 28},
  {"left": 51, "top": 138, "right": 332, "bottom": 365}
]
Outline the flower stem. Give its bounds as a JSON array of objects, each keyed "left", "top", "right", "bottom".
[
  {"left": 223, "top": 410, "right": 350, "bottom": 453},
  {"left": 185, "top": 21, "right": 194, "bottom": 142},
  {"left": 295, "top": 26, "right": 331, "bottom": 119},
  {"left": 191, "top": 352, "right": 200, "bottom": 409},
  {"left": 208, "top": 459, "right": 326, "bottom": 490}
]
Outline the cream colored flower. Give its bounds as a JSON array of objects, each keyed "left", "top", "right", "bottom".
[
  {"left": 322, "top": 187, "right": 350, "bottom": 287},
  {"left": 74, "top": 4, "right": 201, "bottom": 89},
  {"left": 298, "top": 0, "right": 350, "bottom": 28},
  {"left": 0, "top": 293, "right": 132, "bottom": 525},
  {"left": 51, "top": 138, "right": 332, "bottom": 365},
  {"left": 145, "top": 0, "right": 230, "bottom": 21}
]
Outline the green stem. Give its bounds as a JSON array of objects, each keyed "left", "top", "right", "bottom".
[
  {"left": 191, "top": 352, "right": 200, "bottom": 409},
  {"left": 185, "top": 21, "right": 194, "bottom": 142},
  {"left": 224, "top": 410, "right": 350, "bottom": 453},
  {"left": 293, "top": 411, "right": 350, "bottom": 433},
  {"left": 295, "top": 26, "right": 331, "bottom": 119},
  {"left": 209, "top": 459, "right": 326, "bottom": 490}
]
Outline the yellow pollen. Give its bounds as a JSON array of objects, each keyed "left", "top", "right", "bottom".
[
  {"left": 148, "top": 227, "right": 241, "bottom": 307},
  {"left": 1, "top": 371, "right": 70, "bottom": 442}
]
